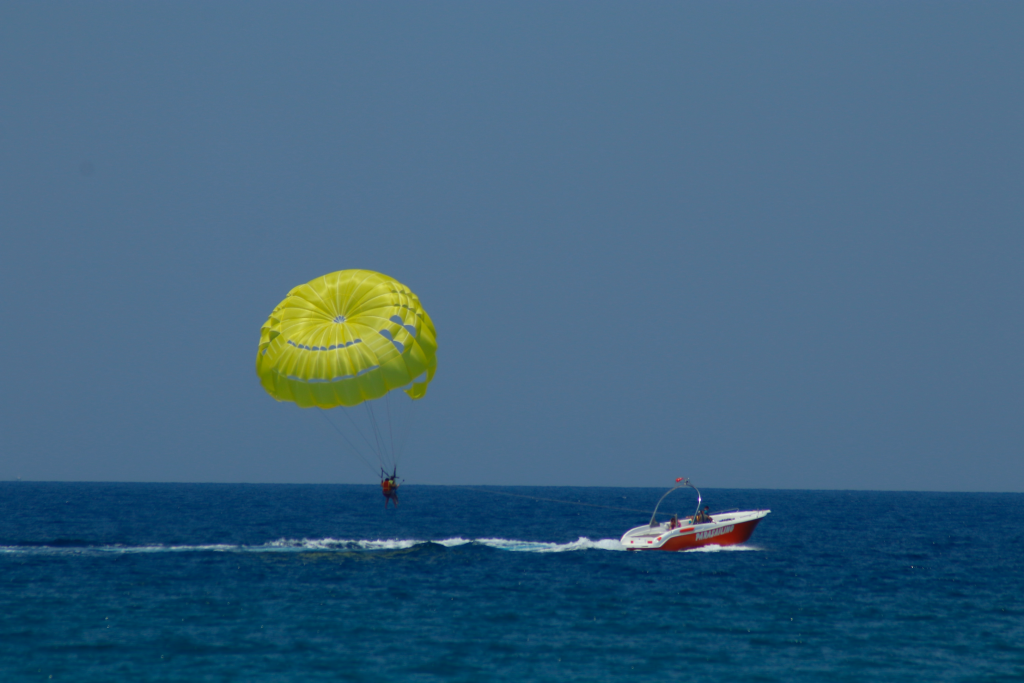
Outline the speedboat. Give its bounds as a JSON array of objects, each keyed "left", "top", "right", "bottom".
[{"left": 621, "top": 478, "right": 769, "bottom": 551}]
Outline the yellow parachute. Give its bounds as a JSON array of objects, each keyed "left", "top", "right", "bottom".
[
  {"left": 257, "top": 270, "right": 437, "bottom": 408},
  {"left": 257, "top": 270, "right": 437, "bottom": 478}
]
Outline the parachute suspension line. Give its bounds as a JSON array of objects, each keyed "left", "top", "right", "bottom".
[
  {"left": 364, "top": 401, "right": 390, "bottom": 473},
  {"left": 337, "top": 403, "right": 382, "bottom": 468},
  {"left": 385, "top": 392, "right": 397, "bottom": 468},
  {"left": 316, "top": 409, "right": 379, "bottom": 477},
  {"left": 337, "top": 403, "right": 382, "bottom": 466},
  {"left": 396, "top": 398, "right": 416, "bottom": 463}
]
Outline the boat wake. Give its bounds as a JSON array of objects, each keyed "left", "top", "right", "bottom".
[
  {"left": 0, "top": 538, "right": 768, "bottom": 556},
  {"left": 0, "top": 537, "right": 630, "bottom": 556},
  {"left": 261, "top": 536, "right": 629, "bottom": 553}
]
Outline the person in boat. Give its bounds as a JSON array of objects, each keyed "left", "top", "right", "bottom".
[
  {"left": 702, "top": 506, "right": 713, "bottom": 523},
  {"left": 381, "top": 469, "right": 399, "bottom": 509},
  {"left": 669, "top": 514, "right": 679, "bottom": 529}
]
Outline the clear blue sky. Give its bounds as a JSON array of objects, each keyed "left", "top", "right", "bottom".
[{"left": 2, "top": 2, "right": 1022, "bottom": 491}]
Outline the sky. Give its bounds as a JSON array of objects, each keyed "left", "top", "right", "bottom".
[{"left": 1, "top": 2, "right": 1022, "bottom": 491}]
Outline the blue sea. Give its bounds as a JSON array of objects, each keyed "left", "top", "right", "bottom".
[{"left": 1, "top": 483, "right": 1022, "bottom": 682}]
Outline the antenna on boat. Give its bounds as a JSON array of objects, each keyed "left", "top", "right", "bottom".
[{"left": 649, "top": 477, "right": 702, "bottom": 527}]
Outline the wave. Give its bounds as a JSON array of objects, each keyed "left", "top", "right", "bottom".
[{"left": 0, "top": 537, "right": 628, "bottom": 556}]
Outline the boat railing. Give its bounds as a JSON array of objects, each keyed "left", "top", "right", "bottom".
[{"left": 658, "top": 509, "right": 741, "bottom": 525}]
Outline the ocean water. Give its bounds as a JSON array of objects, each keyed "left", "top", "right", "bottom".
[{"left": 1, "top": 483, "right": 1022, "bottom": 682}]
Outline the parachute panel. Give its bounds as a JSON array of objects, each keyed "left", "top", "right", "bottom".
[{"left": 256, "top": 269, "right": 438, "bottom": 409}]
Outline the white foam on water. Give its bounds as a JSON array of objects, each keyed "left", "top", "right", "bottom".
[
  {"left": 263, "top": 538, "right": 425, "bottom": 551},
  {"left": 476, "top": 537, "right": 627, "bottom": 552},
  {"left": 128, "top": 544, "right": 239, "bottom": 553},
  {"left": 434, "top": 538, "right": 473, "bottom": 548},
  {"left": 684, "top": 544, "right": 762, "bottom": 552},
  {"left": 0, "top": 537, "right": 628, "bottom": 555},
  {"left": 265, "top": 537, "right": 626, "bottom": 553}
]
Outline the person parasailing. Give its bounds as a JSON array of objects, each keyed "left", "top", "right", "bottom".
[{"left": 381, "top": 467, "right": 400, "bottom": 508}]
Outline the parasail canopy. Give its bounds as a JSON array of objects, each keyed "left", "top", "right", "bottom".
[{"left": 256, "top": 269, "right": 437, "bottom": 409}]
